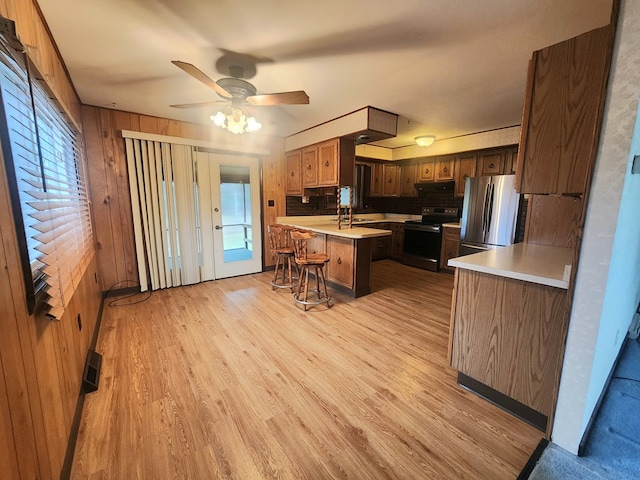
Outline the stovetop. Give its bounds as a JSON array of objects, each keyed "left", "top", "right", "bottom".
[{"left": 408, "top": 206, "right": 460, "bottom": 226}]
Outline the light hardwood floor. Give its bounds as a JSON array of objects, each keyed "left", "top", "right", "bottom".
[{"left": 71, "top": 260, "right": 542, "bottom": 479}]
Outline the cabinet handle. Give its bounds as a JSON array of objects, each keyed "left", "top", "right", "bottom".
[
  {"left": 290, "top": 171, "right": 294, "bottom": 177},
  {"left": 443, "top": 166, "right": 448, "bottom": 173},
  {"left": 489, "top": 163, "right": 495, "bottom": 169},
  {"left": 463, "top": 174, "right": 468, "bottom": 179},
  {"left": 388, "top": 178, "right": 392, "bottom": 183},
  {"left": 306, "top": 164, "right": 312, "bottom": 170},
  {"left": 337, "top": 257, "right": 342, "bottom": 265},
  {"left": 324, "top": 161, "right": 330, "bottom": 167},
  {"left": 425, "top": 168, "right": 430, "bottom": 174}
]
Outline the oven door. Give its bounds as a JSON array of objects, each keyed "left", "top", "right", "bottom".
[{"left": 402, "top": 224, "right": 443, "bottom": 271}]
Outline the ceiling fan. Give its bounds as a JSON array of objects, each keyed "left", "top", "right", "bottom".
[
  {"left": 170, "top": 60, "right": 309, "bottom": 133},
  {"left": 171, "top": 60, "right": 310, "bottom": 107}
]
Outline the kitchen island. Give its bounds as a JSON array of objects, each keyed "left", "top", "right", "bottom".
[
  {"left": 277, "top": 214, "right": 417, "bottom": 297},
  {"left": 447, "top": 243, "right": 574, "bottom": 436}
]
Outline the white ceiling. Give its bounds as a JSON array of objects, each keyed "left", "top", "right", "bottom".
[{"left": 37, "top": 0, "right": 612, "bottom": 149}]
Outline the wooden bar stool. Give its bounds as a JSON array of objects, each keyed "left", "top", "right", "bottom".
[
  {"left": 267, "top": 224, "right": 298, "bottom": 290},
  {"left": 290, "top": 230, "right": 331, "bottom": 311}
]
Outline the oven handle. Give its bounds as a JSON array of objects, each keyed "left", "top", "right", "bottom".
[{"left": 404, "top": 224, "right": 442, "bottom": 233}]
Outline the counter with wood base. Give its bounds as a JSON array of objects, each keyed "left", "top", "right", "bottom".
[
  {"left": 447, "top": 243, "right": 573, "bottom": 437},
  {"left": 276, "top": 217, "right": 395, "bottom": 297}
]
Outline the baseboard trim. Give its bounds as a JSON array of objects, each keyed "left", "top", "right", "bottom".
[
  {"left": 517, "top": 438, "right": 549, "bottom": 480},
  {"left": 577, "top": 336, "right": 629, "bottom": 456},
  {"left": 60, "top": 291, "right": 107, "bottom": 479},
  {"left": 458, "top": 372, "right": 548, "bottom": 432}
]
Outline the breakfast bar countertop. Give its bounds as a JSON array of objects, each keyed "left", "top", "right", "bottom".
[
  {"left": 275, "top": 214, "right": 421, "bottom": 240},
  {"left": 448, "top": 242, "right": 574, "bottom": 289}
]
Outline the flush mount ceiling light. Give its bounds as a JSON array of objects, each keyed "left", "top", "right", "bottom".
[
  {"left": 210, "top": 106, "right": 262, "bottom": 134},
  {"left": 415, "top": 135, "right": 436, "bottom": 147}
]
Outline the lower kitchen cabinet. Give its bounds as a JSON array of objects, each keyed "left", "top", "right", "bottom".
[
  {"left": 326, "top": 236, "right": 354, "bottom": 289},
  {"left": 440, "top": 226, "right": 460, "bottom": 272},
  {"left": 390, "top": 223, "right": 404, "bottom": 260},
  {"left": 449, "top": 268, "right": 570, "bottom": 435}
]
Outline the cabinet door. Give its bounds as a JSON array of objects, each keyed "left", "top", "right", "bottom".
[
  {"left": 454, "top": 153, "right": 477, "bottom": 198},
  {"left": 390, "top": 224, "right": 404, "bottom": 259},
  {"left": 307, "top": 233, "right": 326, "bottom": 255},
  {"left": 370, "top": 163, "right": 383, "bottom": 197},
  {"left": 478, "top": 150, "right": 505, "bottom": 176},
  {"left": 435, "top": 157, "right": 454, "bottom": 181},
  {"left": 505, "top": 146, "right": 518, "bottom": 175},
  {"left": 302, "top": 146, "right": 318, "bottom": 187},
  {"left": 381, "top": 164, "right": 401, "bottom": 197},
  {"left": 400, "top": 163, "right": 417, "bottom": 196},
  {"left": 285, "top": 150, "right": 303, "bottom": 195},
  {"left": 317, "top": 139, "right": 339, "bottom": 186},
  {"left": 518, "top": 26, "right": 612, "bottom": 194},
  {"left": 440, "top": 229, "right": 460, "bottom": 272},
  {"left": 418, "top": 158, "right": 435, "bottom": 182},
  {"left": 327, "top": 236, "right": 354, "bottom": 288}
]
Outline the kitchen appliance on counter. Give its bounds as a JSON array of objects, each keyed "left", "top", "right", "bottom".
[
  {"left": 403, "top": 206, "right": 460, "bottom": 272},
  {"left": 459, "top": 174, "right": 521, "bottom": 256}
]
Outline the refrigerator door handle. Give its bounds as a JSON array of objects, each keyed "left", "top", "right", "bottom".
[
  {"left": 482, "top": 183, "right": 491, "bottom": 233},
  {"left": 486, "top": 183, "right": 495, "bottom": 235}
]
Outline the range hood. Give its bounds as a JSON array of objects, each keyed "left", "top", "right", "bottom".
[{"left": 414, "top": 181, "right": 456, "bottom": 193}]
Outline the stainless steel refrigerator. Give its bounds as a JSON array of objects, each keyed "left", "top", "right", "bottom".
[{"left": 459, "top": 174, "right": 521, "bottom": 256}]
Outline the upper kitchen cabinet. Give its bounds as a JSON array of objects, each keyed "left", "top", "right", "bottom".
[
  {"left": 454, "top": 152, "right": 477, "bottom": 198},
  {"left": 478, "top": 149, "right": 505, "bottom": 176},
  {"left": 285, "top": 149, "right": 303, "bottom": 195},
  {"left": 517, "top": 25, "right": 614, "bottom": 195},
  {"left": 400, "top": 163, "right": 418, "bottom": 197},
  {"left": 370, "top": 162, "right": 383, "bottom": 197},
  {"left": 505, "top": 146, "right": 518, "bottom": 175},
  {"left": 435, "top": 156, "right": 454, "bottom": 181},
  {"left": 418, "top": 158, "right": 435, "bottom": 182},
  {"left": 382, "top": 164, "right": 401, "bottom": 197},
  {"left": 291, "top": 137, "right": 356, "bottom": 191}
]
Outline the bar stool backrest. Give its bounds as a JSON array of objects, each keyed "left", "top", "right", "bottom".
[{"left": 290, "top": 230, "right": 317, "bottom": 263}]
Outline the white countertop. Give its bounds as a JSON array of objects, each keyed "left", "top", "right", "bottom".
[
  {"left": 442, "top": 222, "right": 461, "bottom": 228},
  {"left": 276, "top": 214, "right": 420, "bottom": 239},
  {"left": 448, "top": 243, "right": 573, "bottom": 289}
]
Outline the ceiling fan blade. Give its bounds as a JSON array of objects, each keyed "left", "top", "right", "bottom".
[
  {"left": 171, "top": 60, "right": 232, "bottom": 99},
  {"left": 246, "top": 90, "right": 309, "bottom": 106},
  {"left": 170, "top": 101, "right": 227, "bottom": 109}
]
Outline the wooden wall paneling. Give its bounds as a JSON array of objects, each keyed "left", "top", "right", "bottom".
[
  {"left": 262, "top": 137, "right": 285, "bottom": 268},
  {"left": 524, "top": 195, "right": 583, "bottom": 249},
  {"left": 82, "top": 106, "right": 117, "bottom": 290},
  {"left": 110, "top": 110, "right": 138, "bottom": 283},
  {"left": 179, "top": 122, "right": 201, "bottom": 141},
  {"left": 0, "top": 140, "right": 51, "bottom": 480},
  {"left": 0, "top": 355, "right": 21, "bottom": 479},
  {"left": 99, "top": 108, "right": 131, "bottom": 289},
  {"left": 158, "top": 118, "right": 181, "bottom": 136},
  {"left": 139, "top": 114, "right": 159, "bottom": 134}
]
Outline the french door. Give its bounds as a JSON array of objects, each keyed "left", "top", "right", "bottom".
[{"left": 196, "top": 152, "right": 262, "bottom": 280}]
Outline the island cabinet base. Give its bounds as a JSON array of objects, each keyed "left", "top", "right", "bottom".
[{"left": 449, "top": 269, "right": 570, "bottom": 437}]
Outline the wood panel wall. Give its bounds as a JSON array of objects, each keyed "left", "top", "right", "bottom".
[
  {"left": 0, "top": 2, "right": 102, "bottom": 479},
  {"left": 82, "top": 106, "right": 286, "bottom": 290}
]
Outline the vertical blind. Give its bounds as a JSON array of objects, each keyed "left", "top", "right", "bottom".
[
  {"left": 125, "top": 138, "right": 201, "bottom": 292},
  {"left": 0, "top": 30, "right": 93, "bottom": 319}
]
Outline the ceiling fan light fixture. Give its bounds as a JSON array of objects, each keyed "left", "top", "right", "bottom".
[
  {"left": 210, "top": 107, "right": 262, "bottom": 134},
  {"left": 415, "top": 135, "right": 436, "bottom": 147}
]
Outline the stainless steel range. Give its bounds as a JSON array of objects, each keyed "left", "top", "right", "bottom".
[{"left": 403, "top": 206, "right": 460, "bottom": 272}]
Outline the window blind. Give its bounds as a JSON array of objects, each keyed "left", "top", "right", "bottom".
[{"left": 0, "top": 27, "right": 93, "bottom": 319}]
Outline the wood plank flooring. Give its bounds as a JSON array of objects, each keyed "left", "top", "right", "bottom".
[{"left": 71, "top": 261, "right": 542, "bottom": 479}]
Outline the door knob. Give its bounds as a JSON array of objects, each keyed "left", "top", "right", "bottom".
[
  {"left": 214, "top": 207, "right": 219, "bottom": 212},
  {"left": 215, "top": 225, "right": 222, "bottom": 230}
]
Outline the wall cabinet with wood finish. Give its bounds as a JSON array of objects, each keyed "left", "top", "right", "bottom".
[
  {"left": 418, "top": 158, "right": 435, "bottom": 182},
  {"left": 478, "top": 149, "right": 506, "bottom": 176},
  {"left": 287, "top": 137, "right": 356, "bottom": 193},
  {"left": 285, "top": 150, "right": 303, "bottom": 195},
  {"left": 400, "top": 163, "right": 418, "bottom": 197},
  {"left": 435, "top": 156, "right": 454, "bottom": 181},
  {"left": 370, "top": 162, "right": 383, "bottom": 197},
  {"left": 381, "top": 164, "right": 401, "bottom": 197},
  {"left": 440, "top": 226, "right": 460, "bottom": 273},
  {"left": 517, "top": 25, "right": 613, "bottom": 195},
  {"left": 454, "top": 152, "right": 477, "bottom": 198}
]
